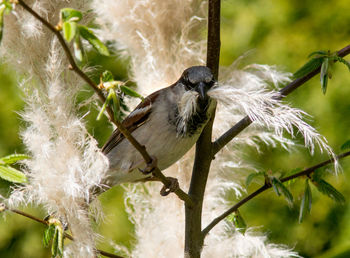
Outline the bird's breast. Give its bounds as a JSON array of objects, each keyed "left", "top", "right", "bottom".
[{"left": 105, "top": 87, "right": 214, "bottom": 186}]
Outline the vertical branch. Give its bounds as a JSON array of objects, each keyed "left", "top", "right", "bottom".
[
  {"left": 206, "top": 0, "right": 221, "bottom": 79},
  {"left": 184, "top": 1, "right": 221, "bottom": 257}
]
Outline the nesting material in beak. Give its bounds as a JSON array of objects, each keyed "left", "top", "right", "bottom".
[{"left": 197, "top": 82, "right": 206, "bottom": 100}]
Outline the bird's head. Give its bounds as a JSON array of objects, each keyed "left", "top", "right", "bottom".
[{"left": 180, "top": 66, "right": 215, "bottom": 100}]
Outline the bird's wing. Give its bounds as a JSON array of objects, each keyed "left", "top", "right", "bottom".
[{"left": 101, "top": 90, "right": 159, "bottom": 155}]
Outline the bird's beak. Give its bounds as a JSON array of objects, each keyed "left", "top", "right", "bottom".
[{"left": 197, "top": 82, "right": 207, "bottom": 100}]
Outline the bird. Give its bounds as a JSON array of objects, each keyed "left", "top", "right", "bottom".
[{"left": 100, "top": 66, "right": 216, "bottom": 191}]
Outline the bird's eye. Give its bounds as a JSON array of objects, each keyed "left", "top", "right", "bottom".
[
  {"left": 188, "top": 80, "right": 196, "bottom": 87},
  {"left": 205, "top": 77, "right": 213, "bottom": 83},
  {"left": 185, "top": 77, "right": 196, "bottom": 88},
  {"left": 182, "top": 75, "right": 194, "bottom": 90}
]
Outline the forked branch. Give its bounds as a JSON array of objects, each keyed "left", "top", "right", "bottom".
[
  {"left": 202, "top": 151, "right": 350, "bottom": 237},
  {"left": 184, "top": 0, "right": 221, "bottom": 257}
]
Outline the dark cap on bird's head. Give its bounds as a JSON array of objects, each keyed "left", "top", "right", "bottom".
[{"left": 180, "top": 66, "right": 215, "bottom": 99}]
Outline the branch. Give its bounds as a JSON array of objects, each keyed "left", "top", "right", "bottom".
[
  {"left": 16, "top": 0, "right": 193, "bottom": 206},
  {"left": 201, "top": 150, "right": 350, "bottom": 237},
  {"left": 212, "top": 44, "right": 350, "bottom": 155},
  {"left": 206, "top": 0, "right": 221, "bottom": 79},
  {"left": 16, "top": 0, "right": 105, "bottom": 104},
  {"left": 184, "top": 0, "right": 221, "bottom": 257},
  {"left": 0, "top": 205, "right": 123, "bottom": 258}
]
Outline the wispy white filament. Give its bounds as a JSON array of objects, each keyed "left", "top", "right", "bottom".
[
  {"left": 177, "top": 90, "right": 199, "bottom": 135},
  {"left": 208, "top": 65, "right": 337, "bottom": 165},
  {"left": 93, "top": 0, "right": 310, "bottom": 257},
  {"left": 93, "top": 0, "right": 207, "bottom": 96},
  {"left": 1, "top": 1, "right": 108, "bottom": 257},
  {"left": 0, "top": 0, "right": 336, "bottom": 257}
]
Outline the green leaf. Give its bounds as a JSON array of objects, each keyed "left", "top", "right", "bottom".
[
  {"left": 321, "top": 73, "right": 328, "bottom": 94},
  {"left": 0, "top": 5, "right": 5, "bottom": 44},
  {"left": 97, "top": 99, "right": 108, "bottom": 121},
  {"left": 320, "top": 57, "right": 329, "bottom": 94},
  {"left": 271, "top": 177, "right": 294, "bottom": 206},
  {"left": 120, "top": 85, "right": 144, "bottom": 100},
  {"left": 43, "top": 224, "right": 55, "bottom": 247},
  {"left": 0, "top": 154, "right": 30, "bottom": 165},
  {"left": 0, "top": 1, "right": 11, "bottom": 13},
  {"left": 73, "top": 34, "right": 84, "bottom": 63},
  {"left": 299, "top": 179, "right": 312, "bottom": 223},
  {"left": 311, "top": 168, "right": 329, "bottom": 182},
  {"left": 51, "top": 226, "right": 63, "bottom": 258},
  {"left": 109, "top": 89, "right": 120, "bottom": 121},
  {"left": 230, "top": 210, "right": 247, "bottom": 234},
  {"left": 341, "top": 140, "right": 350, "bottom": 150},
  {"left": 45, "top": 218, "right": 64, "bottom": 257},
  {"left": 294, "top": 57, "right": 323, "bottom": 78},
  {"left": 60, "top": 8, "right": 82, "bottom": 23},
  {"left": 78, "top": 25, "right": 110, "bottom": 56},
  {"left": 334, "top": 55, "right": 350, "bottom": 71},
  {"left": 0, "top": 165, "right": 27, "bottom": 183},
  {"left": 308, "top": 50, "right": 328, "bottom": 58},
  {"left": 245, "top": 171, "right": 265, "bottom": 187},
  {"left": 0, "top": 0, "right": 12, "bottom": 44},
  {"left": 57, "top": 226, "right": 64, "bottom": 257},
  {"left": 102, "top": 70, "right": 114, "bottom": 82},
  {"left": 51, "top": 228, "right": 59, "bottom": 257},
  {"left": 271, "top": 177, "right": 281, "bottom": 196},
  {"left": 97, "top": 89, "right": 121, "bottom": 121},
  {"left": 312, "top": 178, "right": 345, "bottom": 204},
  {"left": 62, "top": 21, "right": 77, "bottom": 42}
]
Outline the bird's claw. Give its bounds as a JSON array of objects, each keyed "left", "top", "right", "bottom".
[
  {"left": 139, "top": 156, "right": 158, "bottom": 175},
  {"left": 160, "top": 177, "right": 179, "bottom": 196}
]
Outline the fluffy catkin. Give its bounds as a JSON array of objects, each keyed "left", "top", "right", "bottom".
[
  {"left": 92, "top": 0, "right": 326, "bottom": 257},
  {"left": 1, "top": 1, "right": 108, "bottom": 257},
  {"left": 93, "top": 0, "right": 207, "bottom": 96},
  {"left": 1, "top": 0, "right": 335, "bottom": 257}
]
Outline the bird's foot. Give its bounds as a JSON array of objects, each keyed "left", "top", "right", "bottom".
[
  {"left": 139, "top": 156, "right": 158, "bottom": 175},
  {"left": 160, "top": 177, "right": 179, "bottom": 196}
]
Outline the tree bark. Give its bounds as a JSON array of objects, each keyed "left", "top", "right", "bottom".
[{"left": 184, "top": 0, "right": 221, "bottom": 257}]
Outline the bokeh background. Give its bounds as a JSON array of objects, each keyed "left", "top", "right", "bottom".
[{"left": 1, "top": 0, "right": 350, "bottom": 257}]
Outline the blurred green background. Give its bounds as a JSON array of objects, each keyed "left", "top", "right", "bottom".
[{"left": 1, "top": 0, "right": 350, "bottom": 257}]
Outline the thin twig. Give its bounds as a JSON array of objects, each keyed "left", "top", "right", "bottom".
[
  {"left": 280, "top": 151, "right": 350, "bottom": 182},
  {"left": 16, "top": 0, "right": 104, "bottom": 103},
  {"left": 16, "top": 0, "right": 193, "bottom": 206},
  {"left": 201, "top": 150, "right": 350, "bottom": 237},
  {"left": 212, "top": 44, "right": 350, "bottom": 155},
  {"left": 2, "top": 206, "right": 123, "bottom": 258}
]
